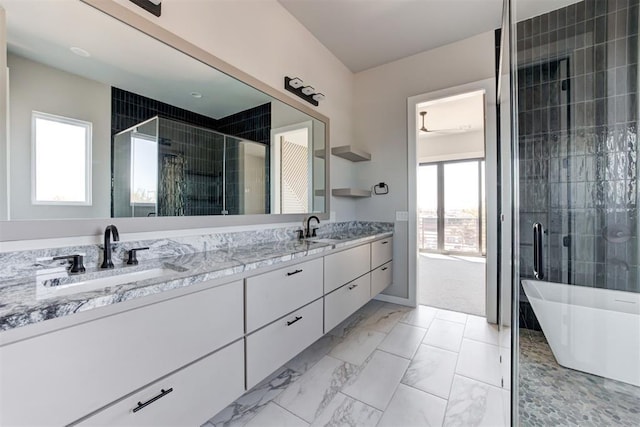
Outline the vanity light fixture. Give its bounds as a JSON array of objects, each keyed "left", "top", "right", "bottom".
[
  {"left": 284, "top": 76, "right": 324, "bottom": 107},
  {"left": 129, "top": 0, "right": 161, "bottom": 17},
  {"left": 288, "top": 77, "right": 304, "bottom": 88}
]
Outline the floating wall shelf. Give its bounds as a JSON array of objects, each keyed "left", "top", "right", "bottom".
[
  {"left": 331, "top": 145, "right": 371, "bottom": 162},
  {"left": 332, "top": 188, "right": 372, "bottom": 198}
]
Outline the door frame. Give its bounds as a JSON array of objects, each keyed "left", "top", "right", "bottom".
[{"left": 407, "top": 78, "right": 498, "bottom": 322}]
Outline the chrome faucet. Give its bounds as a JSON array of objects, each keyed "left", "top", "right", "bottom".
[
  {"left": 100, "top": 225, "right": 120, "bottom": 269},
  {"left": 305, "top": 215, "right": 320, "bottom": 238}
]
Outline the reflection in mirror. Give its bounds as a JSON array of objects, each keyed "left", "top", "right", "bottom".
[{"left": 1, "top": 0, "right": 326, "bottom": 221}]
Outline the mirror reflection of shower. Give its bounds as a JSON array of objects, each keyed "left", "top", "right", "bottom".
[{"left": 112, "top": 116, "right": 267, "bottom": 217}]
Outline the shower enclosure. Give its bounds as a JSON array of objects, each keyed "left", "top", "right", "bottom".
[
  {"left": 112, "top": 116, "right": 267, "bottom": 217},
  {"left": 511, "top": 0, "right": 640, "bottom": 424}
]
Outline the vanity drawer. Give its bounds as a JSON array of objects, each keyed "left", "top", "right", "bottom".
[
  {"left": 324, "top": 243, "right": 371, "bottom": 293},
  {"left": 324, "top": 273, "right": 371, "bottom": 332},
  {"left": 371, "top": 237, "right": 393, "bottom": 269},
  {"left": 0, "top": 280, "right": 243, "bottom": 427},
  {"left": 371, "top": 261, "right": 392, "bottom": 297},
  {"left": 246, "top": 258, "right": 323, "bottom": 333},
  {"left": 246, "top": 299, "right": 323, "bottom": 389},
  {"left": 77, "top": 340, "right": 244, "bottom": 426}
]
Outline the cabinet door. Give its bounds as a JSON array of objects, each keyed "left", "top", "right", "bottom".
[
  {"left": 371, "top": 261, "right": 392, "bottom": 297},
  {"left": 324, "top": 244, "right": 371, "bottom": 293},
  {"left": 324, "top": 273, "right": 371, "bottom": 332},
  {"left": 77, "top": 340, "right": 244, "bottom": 427},
  {"left": 246, "top": 258, "right": 323, "bottom": 333},
  {"left": 371, "top": 237, "right": 393, "bottom": 269},
  {"left": 246, "top": 299, "right": 323, "bottom": 389},
  {"left": 0, "top": 281, "right": 243, "bottom": 427}
]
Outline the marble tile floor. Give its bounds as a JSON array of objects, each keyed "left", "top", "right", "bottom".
[
  {"left": 204, "top": 301, "right": 510, "bottom": 427},
  {"left": 519, "top": 329, "right": 640, "bottom": 427}
]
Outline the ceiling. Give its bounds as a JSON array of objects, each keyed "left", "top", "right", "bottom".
[
  {"left": 418, "top": 91, "right": 485, "bottom": 137},
  {"left": 278, "top": 0, "right": 582, "bottom": 72}
]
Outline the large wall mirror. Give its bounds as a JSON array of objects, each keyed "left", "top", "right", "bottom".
[{"left": 0, "top": 0, "right": 329, "bottom": 239}]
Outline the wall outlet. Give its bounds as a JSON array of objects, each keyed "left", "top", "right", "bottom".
[{"left": 396, "top": 211, "right": 408, "bottom": 221}]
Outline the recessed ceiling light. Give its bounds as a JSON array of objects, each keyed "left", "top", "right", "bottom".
[
  {"left": 70, "top": 46, "right": 90, "bottom": 58},
  {"left": 190, "top": 92, "right": 203, "bottom": 99}
]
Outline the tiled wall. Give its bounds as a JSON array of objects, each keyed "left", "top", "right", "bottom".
[
  {"left": 111, "top": 88, "right": 271, "bottom": 216},
  {"left": 516, "top": 0, "right": 639, "bottom": 323}
]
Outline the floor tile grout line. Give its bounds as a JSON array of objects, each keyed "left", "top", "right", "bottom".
[
  {"left": 271, "top": 401, "right": 312, "bottom": 426},
  {"left": 398, "top": 380, "right": 450, "bottom": 403},
  {"left": 454, "top": 372, "right": 503, "bottom": 390}
]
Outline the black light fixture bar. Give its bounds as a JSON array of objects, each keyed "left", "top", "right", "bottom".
[
  {"left": 284, "top": 77, "right": 319, "bottom": 106},
  {"left": 129, "top": 0, "right": 161, "bottom": 17}
]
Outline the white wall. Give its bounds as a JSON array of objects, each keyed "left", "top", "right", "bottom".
[
  {"left": 353, "top": 31, "right": 496, "bottom": 299},
  {"left": 418, "top": 130, "right": 485, "bottom": 163},
  {"left": 0, "top": 7, "right": 7, "bottom": 221},
  {"left": 7, "top": 53, "right": 111, "bottom": 220},
  {"left": 114, "top": 0, "right": 356, "bottom": 223}
]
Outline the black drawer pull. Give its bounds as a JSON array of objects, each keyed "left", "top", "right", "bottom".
[
  {"left": 381, "top": 267, "right": 388, "bottom": 271},
  {"left": 381, "top": 241, "right": 389, "bottom": 245},
  {"left": 132, "top": 388, "right": 173, "bottom": 413},
  {"left": 348, "top": 284, "right": 358, "bottom": 290},
  {"left": 286, "top": 316, "right": 303, "bottom": 326},
  {"left": 287, "top": 269, "right": 303, "bottom": 276}
]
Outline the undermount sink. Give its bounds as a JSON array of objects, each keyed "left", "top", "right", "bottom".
[{"left": 36, "top": 267, "right": 182, "bottom": 300}]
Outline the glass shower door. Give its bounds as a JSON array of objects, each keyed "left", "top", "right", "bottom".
[{"left": 512, "top": 0, "right": 640, "bottom": 424}]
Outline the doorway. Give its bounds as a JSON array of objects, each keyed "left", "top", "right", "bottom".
[
  {"left": 408, "top": 79, "right": 498, "bottom": 322},
  {"left": 416, "top": 92, "right": 487, "bottom": 316}
]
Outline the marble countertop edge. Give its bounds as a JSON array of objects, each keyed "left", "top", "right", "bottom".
[{"left": 0, "top": 232, "right": 392, "bottom": 332}]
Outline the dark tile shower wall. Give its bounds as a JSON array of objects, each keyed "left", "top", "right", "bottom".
[
  {"left": 111, "top": 87, "right": 220, "bottom": 135},
  {"left": 517, "top": 0, "right": 638, "bottom": 327},
  {"left": 111, "top": 88, "right": 271, "bottom": 216}
]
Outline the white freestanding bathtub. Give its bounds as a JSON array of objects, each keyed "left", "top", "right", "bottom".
[{"left": 522, "top": 280, "right": 640, "bottom": 387}]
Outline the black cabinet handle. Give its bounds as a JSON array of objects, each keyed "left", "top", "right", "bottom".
[
  {"left": 287, "top": 269, "right": 303, "bottom": 276},
  {"left": 381, "top": 267, "right": 388, "bottom": 271},
  {"left": 381, "top": 241, "right": 389, "bottom": 245},
  {"left": 533, "top": 223, "right": 544, "bottom": 280},
  {"left": 286, "top": 316, "right": 303, "bottom": 326},
  {"left": 132, "top": 388, "right": 173, "bottom": 413},
  {"left": 348, "top": 284, "right": 358, "bottom": 290}
]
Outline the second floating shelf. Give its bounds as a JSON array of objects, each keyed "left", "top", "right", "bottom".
[
  {"left": 331, "top": 145, "right": 371, "bottom": 162},
  {"left": 332, "top": 188, "right": 372, "bottom": 198}
]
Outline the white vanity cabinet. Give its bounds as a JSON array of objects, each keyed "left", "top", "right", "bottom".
[
  {"left": 246, "top": 299, "right": 323, "bottom": 389},
  {"left": 77, "top": 340, "right": 245, "bottom": 427},
  {"left": 0, "top": 280, "right": 243, "bottom": 427},
  {"left": 324, "top": 243, "right": 371, "bottom": 293},
  {"left": 245, "top": 258, "right": 323, "bottom": 333},
  {"left": 371, "top": 237, "right": 393, "bottom": 269},
  {"left": 324, "top": 273, "right": 371, "bottom": 331},
  {"left": 371, "top": 261, "right": 393, "bottom": 297}
]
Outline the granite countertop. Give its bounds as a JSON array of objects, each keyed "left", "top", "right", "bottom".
[{"left": 0, "top": 230, "right": 392, "bottom": 332}]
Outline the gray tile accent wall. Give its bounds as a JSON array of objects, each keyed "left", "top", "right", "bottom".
[{"left": 517, "top": 0, "right": 639, "bottom": 294}]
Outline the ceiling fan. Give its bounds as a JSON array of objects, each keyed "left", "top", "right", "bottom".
[{"left": 418, "top": 111, "right": 468, "bottom": 134}]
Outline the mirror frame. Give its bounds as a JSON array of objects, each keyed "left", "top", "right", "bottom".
[{"left": 0, "top": 0, "right": 330, "bottom": 242}]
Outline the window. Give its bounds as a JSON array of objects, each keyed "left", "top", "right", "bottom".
[
  {"left": 418, "top": 159, "right": 486, "bottom": 254},
  {"left": 32, "top": 111, "right": 92, "bottom": 205},
  {"left": 130, "top": 135, "right": 158, "bottom": 205}
]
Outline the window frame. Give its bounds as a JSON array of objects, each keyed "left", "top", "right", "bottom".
[
  {"left": 31, "top": 111, "right": 93, "bottom": 206},
  {"left": 129, "top": 132, "right": 158, "bottom": 207}
]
